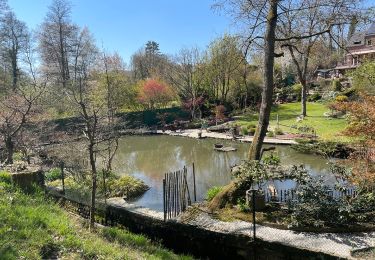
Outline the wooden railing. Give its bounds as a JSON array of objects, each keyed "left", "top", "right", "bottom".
[{"left": 260, "top": 187, "right": 357, "bottom": 203}]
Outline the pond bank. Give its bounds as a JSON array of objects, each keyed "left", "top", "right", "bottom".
[
  {"left": 156, "top": 129, "right": 298, "bottom": 145},
  {"left": 57, "top": 190, "right": 373, "bottom": 259},
  {"left": 178, "top": 206, "right": 375, "bottom": 259},
  {"left": 108, "top": 198, "right": 375, "bottom": 259}
]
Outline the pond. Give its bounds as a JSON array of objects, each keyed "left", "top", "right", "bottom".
[{"left": 112, "top": 135, "right": 336, "bottom": 211}]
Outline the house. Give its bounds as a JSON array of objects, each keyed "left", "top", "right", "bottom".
[
  {"left": 335, "top": 23, "right": 375, "bottom": 76},
  {"left": 315, "top": 69, "right": 333, "bottom": 79}
]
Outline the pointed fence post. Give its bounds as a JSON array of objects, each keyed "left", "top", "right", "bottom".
[
  {"left": 163, "top": 178, "right": 166, "bottom": 221},
  {"left": 192, "top": 163, "right": 196, "bottom": 202}
]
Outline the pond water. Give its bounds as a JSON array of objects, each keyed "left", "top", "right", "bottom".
[{"left": 112, "top": 135, "right": 335, "bottom": 211}]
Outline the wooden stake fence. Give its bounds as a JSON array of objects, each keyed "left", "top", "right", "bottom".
[{"left": 163, "top": 165, "right": 196, "bottom": 221}]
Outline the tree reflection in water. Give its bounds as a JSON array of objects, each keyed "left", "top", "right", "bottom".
[{"left": 111, "top": 135, "right": 331, "bottom": 211}]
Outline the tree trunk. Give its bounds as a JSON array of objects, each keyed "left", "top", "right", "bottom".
[
  {"left": 89, "top": 143, "right": 97, "bottom": 230},
  {"left": 12, "top": 52, "right": 18, "bottom": 90},
  {"left": 5, "top": 136, "right": 14, "bottom": 164},
  {"left": 301, "top": 80, "right": 307, "bottom": 117},
  {"left": 248, "top": 0, "right": 278, "bottom": 160},
  {"left": 103, "top": 170, "right": 107, "bottom": 204}
]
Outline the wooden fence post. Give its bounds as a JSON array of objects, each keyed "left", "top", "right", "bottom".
[
  {"left": 163, "top": 178, "right": 166, "bottom": 221},
  {"left": 192, "top": 163, "right": 196, "bottom": 202},
  {"left": 163, "top": 164, "right": 196, "bottom": 220},
  {"left": 60, "top": 161, "right": 65, "bottom": 195}
]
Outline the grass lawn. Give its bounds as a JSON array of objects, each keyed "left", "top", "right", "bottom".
[
  {"left": 0, "top": 176, "right": 190, "bottom": 260},
  {"left": 234, "top": 102, "right": 350, "bottom": 142}
]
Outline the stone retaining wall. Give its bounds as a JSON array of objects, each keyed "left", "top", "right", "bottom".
[
  {"left": 106, "top": 203, "right": 338, "bottom": 259},
  {"left": 47, "top": 189, "right": 338, "bottom": 259}
]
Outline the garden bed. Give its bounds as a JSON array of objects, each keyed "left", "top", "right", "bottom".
[{"left": 210, "top": 204, "right": 375, "bottom": 233}]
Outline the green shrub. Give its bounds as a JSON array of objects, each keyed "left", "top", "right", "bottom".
[
  {"left": 48, "top": 172, "right": 149, "bottom": 200},
  {"left": 241, "top": 126, "right": 249, "bottom": 135},
  {"left": 0, "top": 171, "right": 12, "bottom": 184},
  {"left": 263, "top": 154, "right": 281, "bottom": 166},
  {"left": 291, "top": 139, "right": 354, "bottom": 158},
  {"left": 206, "top": 186, "right": 223, "bottom": 201},
  {"left": 332, "top": 79, "right": 342, "bottom": 91},
  {"left": 237, "top": 198, "right": 250, "bottom": 212},
  {"left": 107, "top": 175, "right": 149, "bottom": 198},
  {"left": 246, "top": 123, "right": 256, "bottom": 129},
  {"left": 45, "top": 168, "right": 62, "bottom": 182},
  {"left": 248, "top": 128, "right": 256, "bottom": 136},
  {"left": 266, "top": 131, "right": 275, "bottom": 137},
  {"left": 12, "top": 152, "right": 23, "bottom": 162},
  {"left": 335, "top": 95, "right": 348, "bottom": 102},
  {"left": 317, "top": 79, "right": 332, "bottom": 89},
  {"left": 274, "top": 128, "right": 283, "bottom": 135},
  {"left": 289, "top": 178, "right": 354, "bottom": 227},
  {"left": 292, "top": 83, "right": 303, "bottom": 101},
  {"left": 308, "top": 92, "right": 322, "bottom": 102},
  {"left": 342, "top": 87, "right": 356, "bottom": 98},
  {"left": 170, "top": 100, "right": 180, "bottom": 107}
]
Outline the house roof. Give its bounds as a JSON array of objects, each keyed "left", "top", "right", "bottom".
[
  {"left": 366, "top": 23, "right": 375, "bottom": 36},
  {"left": 347, "top": 32, "right": 365, "bottom": 47},
  {"left": 347, "top": 22, "right": 375, "bottom": 47}
]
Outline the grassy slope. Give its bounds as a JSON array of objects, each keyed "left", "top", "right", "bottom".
[
  {"left": 0, "top": 182, "right": 190, "bottom": 260},
  {"left": 235, "top": 102, "right": 349, "bottom": 141}
]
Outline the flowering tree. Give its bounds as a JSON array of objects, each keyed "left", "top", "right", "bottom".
[{"left": 138, "top": 79, "right": 175, "bottom": 109}]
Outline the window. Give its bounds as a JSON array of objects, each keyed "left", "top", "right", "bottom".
[
  {"left": 368, "top": 39, "right": 372, "bottom": 46},
  {"left": 353, "top": 56, "right": 358, "bottom": 66}
]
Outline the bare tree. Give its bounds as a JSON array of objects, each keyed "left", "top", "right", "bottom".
[
  {"left": 169, "top": 47, "right": 205, "bottom": 119},
  {"left": 96, "top": 51, "right": 124, "bottom": 202},
  {"left": 0, "top": 11, "right": 29, "bottom": 90},
  {"left": 0, "top": 0, "right": 8, "bottom": 17},
  {"left": 62, "top": 28, "right": 124, "bottom": 228},
  {"left": 0, "top": 31, "right": 45, "bottom": 164},
  {"left": 39, "top": 0, "right": 77, "bottom": 89},
  {"left": 62, "top": 27, "right": 100, "bottom": 228}
]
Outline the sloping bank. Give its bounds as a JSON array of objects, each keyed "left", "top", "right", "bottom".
[{"left": 48, "top": 187, "right": 374, "bottom": 259}]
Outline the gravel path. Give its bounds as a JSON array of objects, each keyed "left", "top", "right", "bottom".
[
  {"left": 157, "top": 129, "right": 297, "bottom": 145},
  {"left": 179, "top": 209, "right": 375, "bottom": 259},
  {"left": 106, "top": 198, "right": 374, "bottom": 259}
]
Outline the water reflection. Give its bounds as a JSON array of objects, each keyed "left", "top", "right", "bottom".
[{"left": 112, "top": 135, "right": 331, "bottom": 211}]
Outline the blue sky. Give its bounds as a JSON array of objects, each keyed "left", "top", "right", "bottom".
[{"left": 8, "top": 0, "right": 233, "bottom": 65}]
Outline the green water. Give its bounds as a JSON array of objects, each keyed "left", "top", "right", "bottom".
[{"left": 112, "top": 135, "right": 333, "bottom": 211}]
